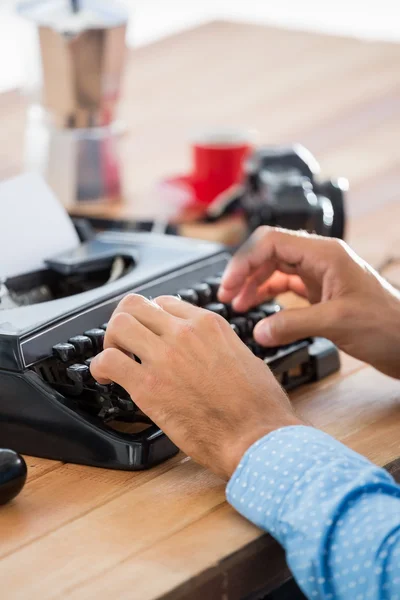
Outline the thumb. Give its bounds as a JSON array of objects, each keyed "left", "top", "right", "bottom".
[{"left": 253, "top": 302, "right": 337, "bottom": 346}]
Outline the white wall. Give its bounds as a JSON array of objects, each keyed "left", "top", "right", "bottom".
[
  {"left": 127, "top": 0, "right": 400, "bottom": 46},
  {"left": 0, "top": 0, "right": 399, "bottom": 93}
]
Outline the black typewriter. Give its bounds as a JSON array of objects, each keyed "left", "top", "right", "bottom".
[{"left": 0, "top": 231, "right": 340, "bottom": 470}]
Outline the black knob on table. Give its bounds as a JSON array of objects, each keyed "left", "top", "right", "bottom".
[
  {"left": 257, "top": 302, "right": 281, "bottom": 316},
  {"left": 204, "top": 302, "right": 229, "bottom": 320},
  {"left": 84, "top": 329, "right": 105, "bottom": 353},
  {"left": 66, "top": 363, "right": 92, "bottom": 384},
  {"left": 192, "top": 283, "right": 212, "bottom": 306},
  {"left": 0, "top": 449, "right": 27, "bottom": 506},
  {"left": 229, "top": 316, "right": 250, "bottom": 339},
  {"left": 203, "top": 276, "right": 222, "bottom": 300},
  {"left": 100, "top": 322, "right": 109, "bottom": 331},
  {"left": 52, "top": 342, "right": 76, "bottom": 362},
  {"left": 68, "top": 335, "right": 93, "bottom": 356},
  {"left": 176, "top": 288, "right": 199, "bottom": 304}
]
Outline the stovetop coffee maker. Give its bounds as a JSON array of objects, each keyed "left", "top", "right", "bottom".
[{"left": 18, "top": 0, "right": 129, "bottom": 206}]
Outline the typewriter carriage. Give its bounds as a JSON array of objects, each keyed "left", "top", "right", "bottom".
[{"left": 2, "top": 242, "right": 136, "bottom": 309}]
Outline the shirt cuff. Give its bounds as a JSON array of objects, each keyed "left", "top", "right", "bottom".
[{"left": 226, "top": 425, "right": 389, "bottom": 544}]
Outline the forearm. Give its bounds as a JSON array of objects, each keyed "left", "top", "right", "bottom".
[{"left": 227, "top": 426, "right": 400, "bottom": 600}]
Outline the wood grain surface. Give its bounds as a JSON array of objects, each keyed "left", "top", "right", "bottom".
[{"left": 0, "top": 21, "right": 400, "bottom": 600}]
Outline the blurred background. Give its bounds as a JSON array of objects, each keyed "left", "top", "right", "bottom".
[
  {"left": 1, "top": 0, "right": 399, "bottom": 94},
  {"left": 1, "top": 0, "right": 400, "bottom": 267}
]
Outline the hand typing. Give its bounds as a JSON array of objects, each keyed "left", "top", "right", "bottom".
[
  {"left": 218, "top": 227, "right": 400, "bottom": 379},
  {"left": 90, "top": 293, "right": 303, "bottom": 479}
]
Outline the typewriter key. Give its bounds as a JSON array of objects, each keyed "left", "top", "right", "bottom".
[
  {"left": 204, "top": 302, "right": 229, "bottom": 320},
  {"left": 52, "top": 342, "right": 76, "bottom": 362},
  {"left": 95, "top": 382, "right": 115, "bottom": 395},
  {"left": 230, "top": 323, "right": 240, "bottom": 336},
  {"left": 247, "top": 311, "right": 266, "bottom": 329},
  {"left": 229, "top": 316, "right": 249, "bottom": 339},
  {"left": 258, "top": 302, "right": 281, "bottom": 316},
  {"left": 115, "top": 396, "right": 135, "bottom": 413},
  {"left": 203, "top": 276, "right": 222, "bottom": 300},
  {"left": 68, "top": 335, "right": 93, "bottom": 356},
  {"left": 192, "top": 283, "right": 212, "bottom": 306},
  {"left": 66, "top": 364, "right": 92, "bottom": 384},
  {"left": 84, "top": 329, "right": 105, "bottom": 353},
  {"left": 176, "top": 288, "right": 199, "bottom": 304},
  {"left": 247, "top": 341, "right": 265, "bottom": 358}
]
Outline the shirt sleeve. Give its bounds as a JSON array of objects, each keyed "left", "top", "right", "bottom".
[{"left": 226, "top": 425, "right": 400, "bottom": 600}]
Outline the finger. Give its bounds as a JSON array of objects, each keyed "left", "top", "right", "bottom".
[
  {"left": 114, "top": 294, "right": 179, "bottom": 336},
  {"left": 155, "top": 295, "right": 202, "bottom": 319},
  {"left": 218, "top": 234, "right": 277, "bottom": 304},
  {"left": 226, "top": 262, "right": 277, "bottom": 309},
  {"left": 90, "top": 347, "right": 141, "bottom": 388},
  {"left": 259, "top": 273, "right": 308, "bottom": 299},
  {"left": 233, "top": 272, "right": 308, "bottom": 311},
  {"left": 253, "top": 302, "right": 339, "bottom": 346},
  {"left": 104, "top": 311, "right": 163, "bottom": 363},
  {"left": 218, "top": 227, "right": 322, "bottom": 303},
  {"left": 224, "top": 260, "right": 306, "bottom": 309}
]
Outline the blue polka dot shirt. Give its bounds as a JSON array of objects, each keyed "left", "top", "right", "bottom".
[{"left": 226, "top": 426, "right": 400, "bottom": 599}]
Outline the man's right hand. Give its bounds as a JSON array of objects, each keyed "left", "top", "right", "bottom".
[{"left": 218, "top": 227, "right": 400, "bottom": 379}]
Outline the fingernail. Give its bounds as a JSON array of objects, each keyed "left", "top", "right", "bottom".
[
  {"left": 254, "top": 320, "right": 272, "bottom": 345},
  {"left": 89, "top": 353, "right": 100, "bottom": 370},
  {"left": 217, "top": 285, "right": 226, "bottom": 299},
  {"left": 220, "top": 265, "right": 231, "bottom": 281},
  {"left": 231, "top": 297, "right": 241, "bottom": 311}
]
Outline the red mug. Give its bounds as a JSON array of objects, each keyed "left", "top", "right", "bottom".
[{"left": 191, "top": 130, "right": 255, "bottom": 205}]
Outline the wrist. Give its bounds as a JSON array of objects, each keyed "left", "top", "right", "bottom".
[
  {"left": 222, "top": 416, "right": 305, "bottom": 480},
  {"left": 374, "top": 296, "right": 400, "bottom": 379},
  {"left": 388, "top": 301, "right": 400, "bottom": 378}
]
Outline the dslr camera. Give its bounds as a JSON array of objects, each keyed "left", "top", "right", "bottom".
[{"left": 206, "top": 144, "right": 347, "bottom": 240}]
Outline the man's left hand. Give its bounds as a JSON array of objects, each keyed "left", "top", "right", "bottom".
[{"left": 90, "top": 294, "right": 303, "bottom": 479}]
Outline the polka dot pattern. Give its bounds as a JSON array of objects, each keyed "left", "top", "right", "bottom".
[{"left": 226, "top": 426, "right": 400, "bottom": 599}]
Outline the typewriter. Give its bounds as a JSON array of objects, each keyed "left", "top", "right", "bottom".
[{"left": 0, "top": 231, "right": 340, "bottom": 470}]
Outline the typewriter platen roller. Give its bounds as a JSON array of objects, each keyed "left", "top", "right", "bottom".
[{"left": 0, "top": 232, "right": 340, "bottom": 470}]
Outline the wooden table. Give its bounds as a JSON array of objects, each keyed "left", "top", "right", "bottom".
[{"left": 1, "top": 21, "right": 400, "bottom": 600}]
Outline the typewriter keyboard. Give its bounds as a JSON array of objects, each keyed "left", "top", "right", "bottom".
[{"left": 32, "top": 276, "right": 313, "bottom": 423}]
